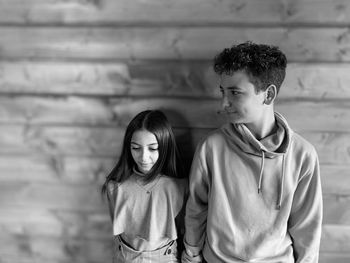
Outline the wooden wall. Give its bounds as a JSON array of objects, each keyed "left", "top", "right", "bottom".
[{"left": 0, "top": 1, "right": 349, "bottom": 262}]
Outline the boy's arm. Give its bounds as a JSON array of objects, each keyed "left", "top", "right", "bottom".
[
  {"left": 288, "top": 153, "right": 323, "bottom": 263},
  {"left": 182, "top": 144, "right": 210, "bottom": 263}
]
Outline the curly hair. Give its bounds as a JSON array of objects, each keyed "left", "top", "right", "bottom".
[{"left": 213, "top": 42, "right": 287, "bottom": 94}]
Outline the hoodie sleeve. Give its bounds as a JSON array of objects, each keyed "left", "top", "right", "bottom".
[
  {"left": 182, "top": 142, "right": 210, "bottom": 262},
  {"left": 288, "top": 151, "right": 323, "bottom": 263}
]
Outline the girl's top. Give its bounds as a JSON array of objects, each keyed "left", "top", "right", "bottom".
[
  {"left": 183, "top": 112, "right": 323, "bottom": 263},
  {"left": 107, "top": 171, "right": 187, "bottom": 251}
]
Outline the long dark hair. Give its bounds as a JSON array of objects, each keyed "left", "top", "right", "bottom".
[{"left": 101, "top": 110, "right": 182, "bottom": 194}]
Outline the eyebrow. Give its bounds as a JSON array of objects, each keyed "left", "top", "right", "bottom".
[
  {"left": 220, "top": 85, "right": 240, "bottom": 90},
  {"left": 131, "top": 142, "right": 158, "bottom": 146}
]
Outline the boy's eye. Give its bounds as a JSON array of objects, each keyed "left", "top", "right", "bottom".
[{"left": 231, "top": 90, "right": 240, "bottom": 95}]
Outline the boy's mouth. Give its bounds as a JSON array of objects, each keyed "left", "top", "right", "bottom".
[{"left": 217, "top": 110, "right": 236, "bottom": 114}]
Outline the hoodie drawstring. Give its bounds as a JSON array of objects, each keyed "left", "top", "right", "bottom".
[
  {"left": 277, "top": 154, "right": 286, "bottom": 210},
  {"left": 258, "top": 151, "right": 265, "bottom": 194},
  {"left": 258, "top": 151, "right": 286, "bottom": 210}
]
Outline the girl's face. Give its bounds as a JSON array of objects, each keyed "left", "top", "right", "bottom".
[{"left": 130, "top": 129, "right": 159, "bottom": 174}]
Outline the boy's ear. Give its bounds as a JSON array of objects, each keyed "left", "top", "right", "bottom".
[{"left": 264, "top": 85, "right": 277, "bottom": 105}]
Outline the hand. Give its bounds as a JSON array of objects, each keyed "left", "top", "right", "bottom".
[{"left": 181, "top": 250, "right": 203, "bottom": 263}]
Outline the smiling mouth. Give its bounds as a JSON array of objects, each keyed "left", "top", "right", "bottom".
[
  {"left": 140, "top": 163, "right": 152, "bottom": 167},
  {"left": 217, "top": 110, "right": 236, "bottom": 114}
]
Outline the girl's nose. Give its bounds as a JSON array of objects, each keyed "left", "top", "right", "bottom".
[{"left": 140, "top": 149, "right": 150, "bottom": 161}]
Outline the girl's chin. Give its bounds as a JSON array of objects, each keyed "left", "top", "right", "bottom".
[{"left": 137, "top": 165, "right": 153, "bottom": 173}]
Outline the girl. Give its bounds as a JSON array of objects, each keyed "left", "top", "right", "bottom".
[{"left": 102, "top": 110, "right": 187, "bottom": 263}]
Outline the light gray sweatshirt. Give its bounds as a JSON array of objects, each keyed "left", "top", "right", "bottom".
[
  {"left": 107, "top": 173, "right": 187, "bottom": 251},
  {"left": 183, "top": 112, "right": 323, "bottom": 263}
]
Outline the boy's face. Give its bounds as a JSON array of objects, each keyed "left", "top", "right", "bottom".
[{"left": 219, "top": 70, "right": 266, "bottom": 125}]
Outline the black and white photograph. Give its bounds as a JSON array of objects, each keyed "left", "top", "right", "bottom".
[{"left": 0, "top": 1, "right": 349, "bottom": 262}]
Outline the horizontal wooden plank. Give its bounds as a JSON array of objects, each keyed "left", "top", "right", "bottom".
[
  {"left": 1, "top": 0, "right": 350, "bottom": 26},
  {"left": 323, "top": 195, "right": 350, "bottom": 225},
  {"left": 302, "top": 132, "right": 350, "bottom": 165},
  {"left": 0, "top": 155, "right": 115, "bottom": 185},
  {"left": 319, "top": 253, "right": 350, "bottom": 263},
  {"left": 320, "top": 165, "right": 350, "bottom": 195},
  {"left": 0, "top": 257, "right": 102, "bottom": 263},
  {"left": 0, "top": 96, "right": 349, "bottom": 131},
  {"left": 1, "top": 124, "right": 350, "bottom": 165},
  {"left": 281, "top": 63, "right": 350, "bottom": 99},
  {"left": 0, "top": 182, "right": 106, "bottom": 210},
  {"left": 1, "top": 27, "right": 350, "bottom": 62},
  {"left": 0, "top": 234, "right": 112, "bottom": 263},
  {"left": 0, "top": 125, "right": 206, "bottom": 157},
  {"left": 0, "top": 61, "right": 131, "bottom": 96},
  {"left": 0, "top": 208, "right": 110, "bottom": 239},
  {"left": 321, "top": 224, "right": 350, "bottom": 253},
  {"left": 0, "top": 125, "right": 124, "bottom": 157},
  {"left": 1, "top": 61, "right": 350, "bottom": 100}
]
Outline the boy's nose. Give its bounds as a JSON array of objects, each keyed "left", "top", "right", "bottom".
[{"left": 222, "top": 96, "right": 232, "bottom": 109}]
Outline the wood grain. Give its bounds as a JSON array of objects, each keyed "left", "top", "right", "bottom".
[
  {"left": 0, "top": 1, "right": 349, "bottom": 261},
  {"left": 0, "top": 182, "right": 104, "bottom": 210},
  {"left": 1, "top": 125, "right": 350, "bottom": 165},
  {"left": 1, "top": 61, "right": 350, "bottom": 99},
  {"left": 0, "top": 0, "right": 350, "bottom": 26},
  {"left": 0, "top": 97, "right": 349, "bottom": 131},
  {"left": 323, "top": 195, "right": 350, "bottom": 225},
  {"left": 0, "top": 208, "right": 110, "bottom": 239},
  {"left": 321, "top": 225, "right": 350, "bottom": 252},
  {"left": 1, "top": 27, "right": 350, "bottom": 62},
  {"left": 0, "top": 233, "right": 111, "bottom": 263}
]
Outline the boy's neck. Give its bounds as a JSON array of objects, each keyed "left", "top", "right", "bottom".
[{"left": 245, "top": 112, "right": 277, "bottom": 140}]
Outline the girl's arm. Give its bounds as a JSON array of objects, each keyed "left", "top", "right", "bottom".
[{"left": 106, "top": 182, "right": 117, "bottom": 222}]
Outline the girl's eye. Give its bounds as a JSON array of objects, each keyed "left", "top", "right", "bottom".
[
  {"left": 149, "top": 148, "right": 158, "bottom": 152},
  {"left": 131, "top": 147, "right": 140, "bottom": 151}
]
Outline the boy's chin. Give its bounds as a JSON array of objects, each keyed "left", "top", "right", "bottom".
[{"left": 227, "top": 117, "right": 244, "bottom": 124}]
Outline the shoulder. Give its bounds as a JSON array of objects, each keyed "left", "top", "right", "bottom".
[
  {"left": 291, "top": 132, "right": 318, "bottom": 160},
  {"left": 290, "top": 132, "right": 320, "bottom": 178},
  {"left": 196, "top": 128, "right": 226, "bottom": 152},
  {"left": 158, "top": 175, "right": 188, "bottom": 194},
  {"left": 106, "top": 180, "right": 120, "bottom": 198},
  {"left": 204, "top": 127, "right": 226, "bottom": 143}
]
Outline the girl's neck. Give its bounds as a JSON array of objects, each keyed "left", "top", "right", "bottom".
[{"left": 133, "top": 166, "right": 147, "bottom": 176}]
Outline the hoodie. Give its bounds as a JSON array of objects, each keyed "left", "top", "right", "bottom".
[{"left": 183, "top": 112, "right": 323, "bottom": 263}]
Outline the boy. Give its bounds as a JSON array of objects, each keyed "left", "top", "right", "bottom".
[{"left": 182, "top": 42, "right": 323, "bottom": 262}]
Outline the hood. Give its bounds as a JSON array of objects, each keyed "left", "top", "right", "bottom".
[
  {"left": 220, "top": 112, "right": 292, "bottom": 158},
  {"left": 220, "top": 112, "right": 293, "bottom": 209}
]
